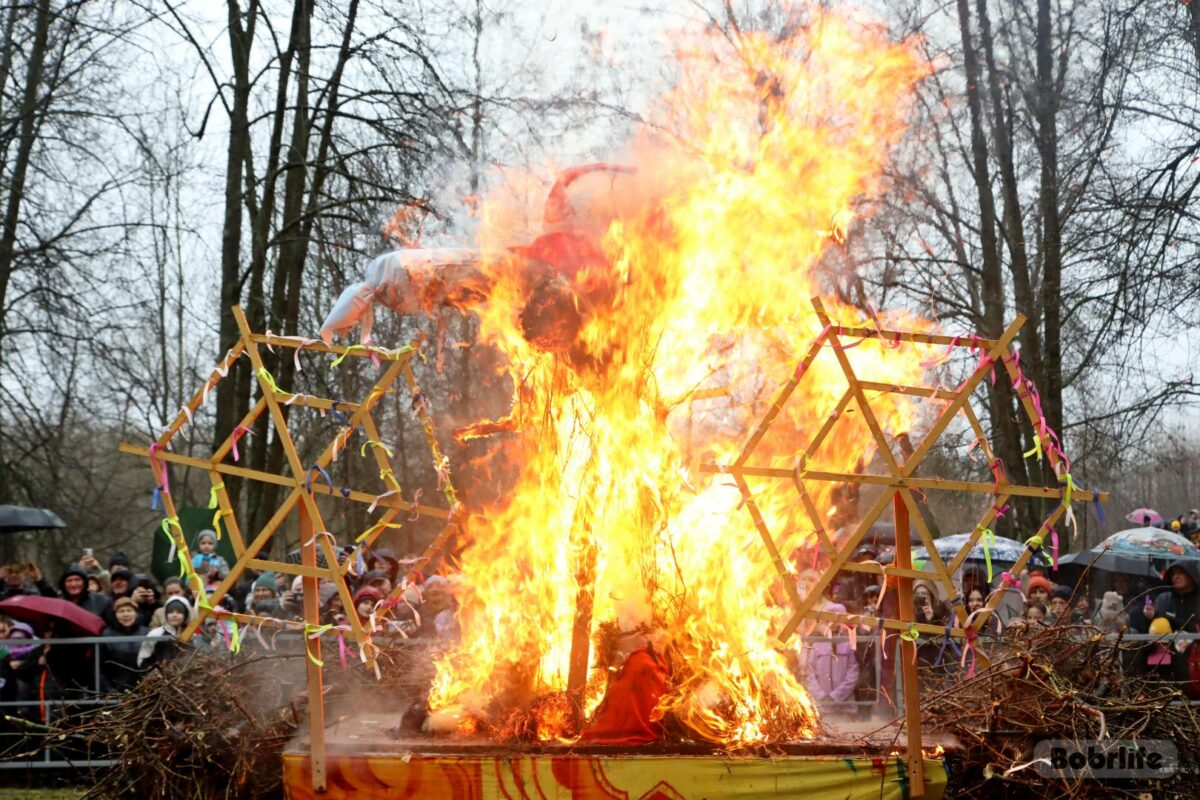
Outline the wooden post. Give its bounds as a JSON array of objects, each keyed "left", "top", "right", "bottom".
[
  {"left": 300, "top": 503, "right": 327, "bottom": 792},
  {"left": 894, "top": 494, "right": 926, "bottom": 798},
  {"left": 565, "top": 505, "right": 598, "bottom": 731}
]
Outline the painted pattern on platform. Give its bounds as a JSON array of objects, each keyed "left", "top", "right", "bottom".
[{"left": 282, "top": 753, "right": 947, "bottom": 800}]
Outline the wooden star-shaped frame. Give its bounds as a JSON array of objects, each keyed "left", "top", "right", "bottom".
[
  {"left": 119, "top": 305, "right": 461, "bottom": 653},
  {"left": 703, "top": 297, "right": 1108, "bottom": 796}
]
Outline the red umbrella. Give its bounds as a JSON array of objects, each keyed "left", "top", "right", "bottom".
[{"left": 0, "top": 594, "right": 105, "bottom": 637}]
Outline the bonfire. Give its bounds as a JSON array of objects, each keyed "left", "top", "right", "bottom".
[{"left": 334, "top": 9, "right": 940, "bottom": 748}]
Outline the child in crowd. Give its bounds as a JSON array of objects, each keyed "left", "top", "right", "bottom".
[
  {"left": 191, "top": 531, "right": 230, "bottom": 580},
  {"left": 137, "top": 597, "right": 193, "bottom": 668}
]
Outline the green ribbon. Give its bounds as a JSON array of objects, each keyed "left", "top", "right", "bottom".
[
  {"left": 256, "top": 367, "right": 283, "bottom": 394},
  {"left": 978, "top": 526, "right": 995, "bottom": 582}
]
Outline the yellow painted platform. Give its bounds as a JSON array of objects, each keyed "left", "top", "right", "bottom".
[{"left": 282, "top": 750, "right": 949, "bottom": 799}]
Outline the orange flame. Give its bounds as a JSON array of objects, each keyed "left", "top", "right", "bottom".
[{"left": 428, "top": 9, "right": 933, "bottom": 746}]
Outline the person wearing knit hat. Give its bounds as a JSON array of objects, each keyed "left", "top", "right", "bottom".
[
  {"left": 101, "top": 597, "right": 149, "bottom": 691},
  {"left": 137, "top": 596, "right": 193, "bottom": 669},
  {"left": 252, "top": 572, "right": 279, "bottom": 600},
  {"left": 1047, "top": 585, "right": 1073, "bottom": 623},
  {"left": 353, "top": 586, "right": 384, "bottom": 627},
  {"left": 1026, "top": 575, "right": 1054, "bottom": 605}
]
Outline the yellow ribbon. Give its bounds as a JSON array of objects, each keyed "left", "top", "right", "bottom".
[
  {"left": 900, "top": 623, "right": 920, "bottom": 644},
  {"left": 379, "top": 467, "right": 400, "bottom": 490},
  {"left": 330, "top": 344, "right": 369, "bottom": 368},
  {"left": 978, "top": 526, "right": 995, "bottom": 582},
  {"left": 228, "top": 620, "right": 241, "bottom": 654},
  {"left": 1026, "top": 534, "right": 1044, "bottom": 551},
  {"left": 211, "top": 508, "right": 230, "bottom": 540},
  {"left": 256, "top": 367, "right": 282, "bottom": 394},
  {"left": 302, "top": 624, "right": 333, "bottom": 667},
  {"left": 1060, "top": 472, "right": 1076, "bottom": 507},
  {"left": 356, "top": 521, "right": 403, "bottom": 544},
  {"left": 208, "top": 483, "right": 225, "bottom": 509},
  {"left": 360, "top": 440, "right": 394, "bottom": 458},
  {"left": 1022, "top": 435, "right": 1043, "bottom": 462}
]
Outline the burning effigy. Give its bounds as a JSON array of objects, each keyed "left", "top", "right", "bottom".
[{"left": 319, "top": 9, "right": 933, "bottom": 748}]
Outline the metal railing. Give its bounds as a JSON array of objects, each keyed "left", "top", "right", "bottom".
[{"left": 1, "top": 627, "right": 1198, "bottom": 770}]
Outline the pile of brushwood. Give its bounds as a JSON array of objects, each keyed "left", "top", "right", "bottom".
[
  {"left": 923, "top": 623, "right": 1200, "bottom": 799},
  {"left": 20, "top": 636, "right": 441, "bottom": 800},
  {"left": 54, "top": 650, "right": 306, "bottom": 799}
]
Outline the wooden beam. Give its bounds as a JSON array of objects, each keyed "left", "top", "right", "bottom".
[
  {"left": 894, "top": 495, "right": 926, "bottom": 798},
  {"left": 119, "top": 443, "right": 452, "bottom": 518},
  {"left": 700, "top": 463, "right": 1108, "bottom": 501}
]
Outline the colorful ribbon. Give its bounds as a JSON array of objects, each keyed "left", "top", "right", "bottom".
[
  {"left": 978, "top": 526, "right": 995, "bottom": 582},
  {"left": 934, "top": 621, "right": 962, "bottom": 666},
  {"left": 256, "top": 367, "right": 283, "bottom": 395},
  {"left": 1093, "top": 489, "right": 1106, "bottom": 523},
  {"left": 356, "top": 521, "right": 403, "bottom": 544},
  {"left": 208, "top": 483, "right": 225, "bottom": 509},
  {"left": 330, "top": 401, "right": 353, "bottom": 428},
  {"left": 148, "top": 443, "right": 170, "bottom": 494},
  {"left": 919, "top": 335, "right": 960, "bottom": 369},
  {"left": 306, "top": 464, "right": 334, "bottom": 494},
  {"left": 212, "top": 508, "right": 230, "bottom": 540},
  {"left": 960, "top": 627, "right": 978, "bottom": 678},
  {"left": 230, "top": 425, "right": 254, "bottom": 462},
  {"left": 1048, "top": 527, "right": 1060, "bottom": 570},
  {"left": 160, "top": 516, "right": 182, "bottom": 563},
  {"left": 360, "top": 440, "right": 394, "bottom": 458},
  {"left": 368, "top": 489, "right": 399, "bottom": 514},
  {"left": 150, "top": 486, "right": 162, "bottom": 511}
]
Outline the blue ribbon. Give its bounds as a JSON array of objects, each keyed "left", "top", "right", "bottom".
[
  {"left": 330, "top": 401, "right": 353, "bottom": 429},
  {"left": 1093, "top": 489, "right": 1106, "bottom": 523},
  {"left": 150, "top": 486, "right": 162, "bottom": 511},
  {"left": 306, "top": 464, "right": 334, "bottom": 494},
  {"left": 934, "top": 621, "right": 962, "bottom": 666},
  {"left": 340, "top": 486, "right": 352, "bottom": 503}
]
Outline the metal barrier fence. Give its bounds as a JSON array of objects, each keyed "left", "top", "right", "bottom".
[{"left": 1, "top": 627, "right": 1198, "bottom": 770}]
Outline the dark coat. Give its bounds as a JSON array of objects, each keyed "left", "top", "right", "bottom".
[
  {"left": 101, "top": 621, "right": 148, "bottom": 692},
  {"left": 59, "top": 563, "right": 112, "bottom": 620},
  {"left": 1152, "top": 561, "right": 1200, "bottom": 632}
]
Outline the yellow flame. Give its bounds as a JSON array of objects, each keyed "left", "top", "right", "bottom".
[{"left": 429, "top": 9, "right": 933, "bottom": 746}]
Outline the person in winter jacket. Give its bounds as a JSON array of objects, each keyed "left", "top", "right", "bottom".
[
  {"left": 59, "top": 563, "right": 112, "bottom": 619},
  {"left": 101, "top": 597, "right": 148, "bottom": 692},
  {"left": 190, "top": 530, "right": 230, "bottom": 580},
  {"left": 0, "top": 562, "right": 58, "bottom": 601},
  {"left": 1147, "top": 561, "right": 1200, "bottom": 632},
  {"left": 137, "top": 597, "right": 193, "bottom": 669},
  {"left": 806, "top": 602, "right": 860, "bottom": 710}
]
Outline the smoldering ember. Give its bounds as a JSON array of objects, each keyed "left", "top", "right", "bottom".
[{"left": 0, "top": 2, "right": 1198, "bottom": 799}]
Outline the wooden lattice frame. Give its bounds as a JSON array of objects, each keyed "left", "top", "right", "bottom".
[
  {"left": 119, "top": 305, "right": 461, "bottom": 649},
  {"left": 704, "top": 297, "right": 1109, "bottom": 797}
]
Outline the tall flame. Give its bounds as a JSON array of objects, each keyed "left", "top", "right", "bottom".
[{"left": 428, "top": 9, "right": 933, "bottom": 745}]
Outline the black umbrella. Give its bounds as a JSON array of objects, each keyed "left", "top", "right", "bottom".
[{"left": 0, "top": 505, "right": 67, "bottom": 534}]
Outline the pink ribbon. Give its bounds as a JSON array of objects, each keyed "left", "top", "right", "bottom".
[
  {"left": 1048, "top": 527, "right": 1060, "bottom": 570},
  {"left": 231, "top": 425, "right": 254, "bottom": 462},
  {"left": 148, "top": 443, "right": 170, "bottom": 494},
  {"left": 960, "top": 628, "right": 978, "bottom": 678},
  {"left": 919, "top": 335, "right": 960, "bottom": 369}
]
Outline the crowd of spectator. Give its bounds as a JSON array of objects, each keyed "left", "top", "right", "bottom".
[
  {"left": 0, "top": 535, "right": 460, "bottom": 724},
  {"left": 793, "top": 533, "right": 1200, "bottom": 718}
]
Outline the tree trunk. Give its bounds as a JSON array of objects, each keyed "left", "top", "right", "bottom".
[
  {"left": 213, "top": 0, "right": 258, "bottom": 513},
  {"left": 0, "top": 0, "right": 50, "bottom": 516},
  {"left": 1035, "top": 0, "right": 1066, "bottom": 541},
  {"left": 955, "top": 0, "right": 1032, "bottom": 536}
]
